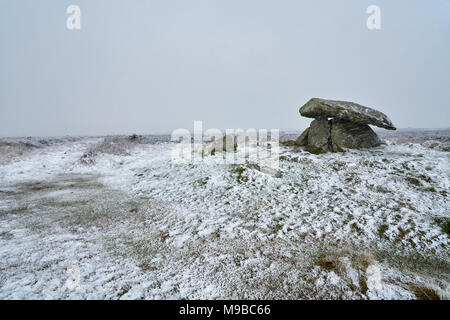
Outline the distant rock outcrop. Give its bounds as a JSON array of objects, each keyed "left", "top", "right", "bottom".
[{"left": 295, "top": 98, "right": 396, "bottom": 153}]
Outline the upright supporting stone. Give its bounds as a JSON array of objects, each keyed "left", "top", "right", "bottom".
[
  {"left": 307, "top": 118, "right": 332, "bottom": 152},
  {"left": 295, "top": 127, "right": 309, "bottom": 146},
  {"left": 330, "top": 119, "right": 382, "bottom": 150}
]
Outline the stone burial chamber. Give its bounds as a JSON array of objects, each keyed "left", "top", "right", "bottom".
[{"left": 294, "top": 98, "right": 396, "bottom": 153}]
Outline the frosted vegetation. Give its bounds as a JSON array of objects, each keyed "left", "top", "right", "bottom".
[{"left": 0, "top": 130, "right": 448, "bottom": 299}]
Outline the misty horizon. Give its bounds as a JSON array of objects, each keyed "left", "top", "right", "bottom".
[{"left": 1, "top": 0, "right": 449, "bottom": 137}]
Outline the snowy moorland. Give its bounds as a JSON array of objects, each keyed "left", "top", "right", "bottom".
[{"left": 0, "top": 130, "right": 449, "bottom": 299}]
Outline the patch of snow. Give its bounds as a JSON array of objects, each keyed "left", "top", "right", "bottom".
[{"left": 0, "top": 135, "right": 449, "bottom": 299}]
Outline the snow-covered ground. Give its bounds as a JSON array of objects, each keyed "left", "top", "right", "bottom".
[{"left": 0, "top": 132, "right": 449, "bottom": 299}]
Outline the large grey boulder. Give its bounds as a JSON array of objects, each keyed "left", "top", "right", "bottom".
[
  {"left": 294, "top": 119, "right": 381, "bottom": 152},
  {"left": 330, "top": 119, "right": 382, "bottom": 150},
  {"left": 294, "top": 98, "right": 396, "bottom": 153},
  {"left": 299, "top": 98, "right": 396, "bottom": 130},
  {"left": 307, "top": 118, "right": 331, "bottom": 152}
]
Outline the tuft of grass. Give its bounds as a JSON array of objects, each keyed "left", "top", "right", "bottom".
[
  {"left": 331, "top": 161, "right": 346, "bottom": 171},
  {"left": 273, "top": 224, "right": 283, "bottom": 234},
  {"left": 139, "top": 263, "right": 157, "bottom": 272},
  {"left": 401, "top": 162, "right": 411, "bottom": 171},
  {"left": 375, "top": 249, "right": 450, "bottom": 279},
  {"left": 0, "top": 206, "right": 28, "bottom": 216},
  {"left": 117, "top": 284, "right": 132, "bottom": 297},
  {"left": 406, "top": 177, "right": 422, "bottom": 186},
  {"left": 422, "top": 187, "right": 436, "bottom": 193},
  {"left": 304, "top": 145, "right": 325, "bottom": 155},
  {"left": 0, "top": 231, "right": 13, "bottom": 240},
  {"left": 196, "top": 176, "right": 210, "bottom": 186},
  {"left": 317, "top": 259, "right": 336, "bottom": 271},
  {"left": 279, "top": 155, "right": 300, "bottom": 163},
  {"left": 80, "top": 136, "right": 137, "bottom": 165},
  {"left": 417, "top": 174, "right": 432, "bottom": 183},
  {"left": 410, "top": 285, "right": 440, "bottom": 300},
  {"left": 375, "top": 186, "right": 390, "bottom": 194},
  {"left": 351, "top": 223, "right": 363, "bottom": 235},
  {"left": 231, "top": 165, "right": 248, "bottom": 184},
  {"left": 377, "top": 224, "right": 389, "bottom": 238},
  {"left": 433, "top": 217, "right": 450, "bottom": 237},
  {"left": 315, "top": 252, "right": 347, "bottom": 274},
  {"left": 395, "top": 227, "right": 410, "bottom": 243},
  {"left": 359, "top": 278, "right": 368, "bottom": 294}
]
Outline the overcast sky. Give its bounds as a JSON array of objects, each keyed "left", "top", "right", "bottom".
[{"left": 0, "top": 0, "right": 449, "bottom": 137}]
